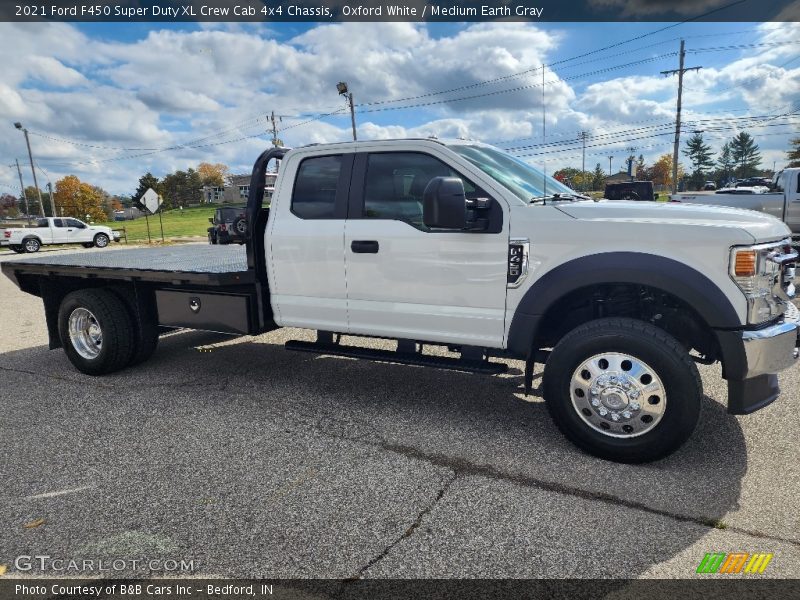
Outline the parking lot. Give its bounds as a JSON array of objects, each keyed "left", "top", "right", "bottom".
[{"left": 1, "top": 246, "right": 798, "bottom": 580}]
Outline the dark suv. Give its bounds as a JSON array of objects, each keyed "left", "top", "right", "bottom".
[
  {"left": 208, "top": 207, "right": 247, "bottom": 245},
  {"left": 603, "top": 181, "right": 658, "bottom": 201}
]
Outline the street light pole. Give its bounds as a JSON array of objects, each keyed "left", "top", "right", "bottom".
[
  {"left": 14, "top": 122, "right": 45, "bottom": 217},
  {"left": 608, "top": 155, "right": 613, "bottom": 176},
  {"left": 337, "top": 82, "right": 357, "bottom": 141}
]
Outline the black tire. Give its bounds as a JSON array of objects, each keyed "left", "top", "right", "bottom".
[
  {"left": 621, "top": 192, "right": 640, "bottom": 200},
  {"left": 23, "top": 237, "right": 41, "bottom": 253},
  {"left": 233, "top": 217, "right": 247, "bottom": 237},
  {"left": 208, "top": 232, "right": 217, "bottom": 245},
  {"left": 542, "top": 317, "right": 702, "bottom": 463},
  {"left": 94, "top": 233, "right": 110, "bottom": 248},
  {"left": 82, "top": 242, "right": 94, "bottom": 248},
  {"left": 11, "top": 245, "right": 25, "bottom": 253},
  {"left": 58, "top": 289, "right": 135, "bottom": 375}
]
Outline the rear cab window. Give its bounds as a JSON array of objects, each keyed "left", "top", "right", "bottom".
[{"left": 291, "top": 155, "right": 344, "bottom": 219}]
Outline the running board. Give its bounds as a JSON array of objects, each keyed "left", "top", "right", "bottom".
[{"left": 285, "top": 340, "right": 507, "bottom": 374}]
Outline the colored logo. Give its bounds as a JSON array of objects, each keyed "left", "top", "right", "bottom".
[{"left": 697, "top": 552, "right": 773, "bottom": 574}]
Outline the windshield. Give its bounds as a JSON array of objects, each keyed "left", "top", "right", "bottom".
[{"left": 449, "top": 144, "right": 574, "bottom": 202}]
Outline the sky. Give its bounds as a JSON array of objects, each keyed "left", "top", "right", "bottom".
[{"left": 1, "top": 19, "right": 799, "bottom": 197}]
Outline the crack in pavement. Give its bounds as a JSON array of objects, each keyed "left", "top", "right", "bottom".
[
  {"left": 345, "top": 471, "right": 459, "bottom": 582},
  {"left": 373, "top": 441, "right": 800, "bottom": 549}
]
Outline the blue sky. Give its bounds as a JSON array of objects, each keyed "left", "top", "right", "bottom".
[{"left": 1, "top": 20, "right": 798, "bottom": 196}]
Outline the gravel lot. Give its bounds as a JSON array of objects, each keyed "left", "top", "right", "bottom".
[{"left": 1, "top": 247, "right": 798, "bottom": 580}]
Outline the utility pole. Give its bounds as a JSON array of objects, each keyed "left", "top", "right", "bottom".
[
  {"left": 661, "top": 40, "right": 702, "bottom": 194},
  {"left": 608, "top": 155, "right": 614, "bottom": 176},
  {"left": 14, "top": 122, "right": 45, "bottom": 217},
  {"left": 542, "top": 63, "right": 546, "bottom": 197},
  {"left": 270, "top": 111, "right": 280, "bottom": 147},
  {"left": 626, "top": 146, "right": 637, "bottom": 181},
  {"left": 579, "top": 131, "right": 589, "bottom": 191},
  {"left": 14, "top": 159, "right": 31, "bottom": 224}
]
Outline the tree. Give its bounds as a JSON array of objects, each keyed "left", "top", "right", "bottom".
[
  {"left": 134, "top": 172, "right": 160, "bottom": 203},
  {"left": 730, "top": 132, "right": 761, "bottom": 178},
  {"left": 592, "top": 163, "right": 605, "bottom": 190},
  {"left": 650, "top": 153, "right": 683, "bottom": 188},
  {"left": 0, "top": 193, "right": 18, "bottom": 218},
  {"left": 553, "top": 167, "right": 582, "bottom": 190},
  {"left": 682, "top": 133, "right": 714, "bottom": 189},
  {"left": 54, "top": 175, "right": 106, "bottom": 222},
  {"left": 197, "top": 162, "right": 229, "bottom": 188},
  {"left": 717, "top": 142, "right": 735, "bottom": 184},
  {"left": 635, "top": 154, "right": 646, "bottom": 180},
  {"left": 159, "top": 168, "right": 203, "bottom": 209},
  {"left": 787, "top": 138, "right": 800, "bottom": 168}
]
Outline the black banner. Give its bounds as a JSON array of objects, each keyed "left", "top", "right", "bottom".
[
  {"left": 0, "top": 579, "right": 798, "bottom": 600},
  {"left": 1, "top": 0, "right": 798, "bottom": 22}
]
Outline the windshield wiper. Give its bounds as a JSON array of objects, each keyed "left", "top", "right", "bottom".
[{"left": 530, "top": 192, "right": 591, "bottom": 204}]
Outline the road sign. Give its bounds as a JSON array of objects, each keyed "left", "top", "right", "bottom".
[{"left": 139, "top": 188, "right": 162, "bottom": 214}]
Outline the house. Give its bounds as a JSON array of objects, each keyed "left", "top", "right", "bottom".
[{"left": 204, "top": 172, "right": 278, "bottom": 205}]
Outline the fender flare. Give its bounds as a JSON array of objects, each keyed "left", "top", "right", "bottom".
[{"left": 506, "top": 252, "right": 742, "bottom": 358}]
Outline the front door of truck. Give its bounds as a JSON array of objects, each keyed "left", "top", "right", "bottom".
[
  {"left": 50, "top": 219, "right": 70, "bottom": 243},
  {"left": 64, "top": 218, "right": 89, "bottom": 243},
  {"left": 344, "top": 150, "right": 509, "bottom": 347},
  {"left": 268, "top": 152, "right": 352, "bottom": 331},
  {"left": 784, "top": 170, "right": 800, "bottom": 234}
]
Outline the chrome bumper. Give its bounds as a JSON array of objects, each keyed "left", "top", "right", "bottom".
[{"left": 741, "top": 319, "right": 799, "bottom": 379}]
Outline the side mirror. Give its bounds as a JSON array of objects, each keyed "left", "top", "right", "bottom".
[
  {"left": 423, "top": 177, "right": 467, "bottom": 230},
  {"left": 654, "top": 193, "right": 660, "bottom": 200},
  {"left": 208, "top": 217, "right": 214, "bottom": 224}
]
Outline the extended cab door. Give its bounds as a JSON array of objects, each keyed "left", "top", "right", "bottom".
[
  {"left": 344, "top": 148, "right": 509, "bottom": 347},
  {"left": 49, "top": 218, "right": 70, "bottom": 243},
  {"left": 267, "top": 151, "right": 353, "bottom": 331}
]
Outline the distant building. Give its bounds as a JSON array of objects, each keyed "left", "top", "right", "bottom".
[
  {"left": 113, "top": 206, "right": 144, "bottom": 221},
  {"left": 203, "top": 172, "right": 277, "bottom": 205}
]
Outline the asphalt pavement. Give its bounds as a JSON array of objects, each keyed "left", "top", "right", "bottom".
[{"left": 0, "top": 246, "right": 798, "bottom": 580}]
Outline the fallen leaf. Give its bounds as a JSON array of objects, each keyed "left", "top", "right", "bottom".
[
  {"left": 0, "top": 565, "right": 7, "bottom": 577},
  {"left": 23, "top": 518, "right": 46, "bottom": 529}
]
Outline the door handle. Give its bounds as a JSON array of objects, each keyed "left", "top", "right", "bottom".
[
  {"left": 67, "top": 229, "right": 73, "bottom": 231},
  {"left": 351, "top": 240, "right": 379, "bottom": 253}
]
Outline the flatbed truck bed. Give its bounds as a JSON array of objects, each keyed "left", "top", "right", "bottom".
[{"left": 1, "top": 244, "right": 253, "bottom": 286}]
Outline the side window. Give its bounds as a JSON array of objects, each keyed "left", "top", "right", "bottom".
[
  {"left": 66, "top": 219, "right": 84, "bottom": 228},
  {"left": 37, "top": 219, "right": 48, "bottom": 227},
  {"left": 291, "top": 155, "right": 342, "bottom": 219},
  {"left": 362, "top": 152, "right": 477, "bottom": 228},
  {"left": 52, "top": 219, "right": 65, "bottom": 228}
]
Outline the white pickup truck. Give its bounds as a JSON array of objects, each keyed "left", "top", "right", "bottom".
[
  {"left": 1, "top": 217, "right": 119, "bottom": 253},
  {"left": 3, "top": 139, "right": 798, "bottom": 463},
  {"left": 671, "top": 168, "right": 800, "bottom": 235}
]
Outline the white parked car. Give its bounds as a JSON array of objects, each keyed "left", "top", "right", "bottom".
[{"left": 1, "top": 217, "right": 119, "bottom": 253}]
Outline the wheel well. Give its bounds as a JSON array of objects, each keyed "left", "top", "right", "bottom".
[
  {"left": 22, "top": 235, "right": 41, "bottom": 242},
  {"left": 534, "top": 283, "right": 720, "bottom": 361}
]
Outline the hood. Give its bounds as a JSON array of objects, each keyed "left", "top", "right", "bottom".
[{"left": 553, "top": 200, "right": 790, "bottom": 243}]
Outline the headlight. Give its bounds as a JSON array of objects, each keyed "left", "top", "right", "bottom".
[{"left": 730, "top": 240, "right": 797, "bottom": 324}]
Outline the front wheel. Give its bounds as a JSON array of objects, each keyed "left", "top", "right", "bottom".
[
  {"left": 94, "top": 233, "right": 110, "bottom": 248},
  {"left": 542, "top": 317, "right": 702, "bottom": 463}
]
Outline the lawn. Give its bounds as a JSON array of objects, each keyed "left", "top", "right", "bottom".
[{"left": 97, "top": 205, "right": 225, "bottom": 242}]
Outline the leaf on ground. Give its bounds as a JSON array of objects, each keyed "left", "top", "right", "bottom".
[
  {"left": 0, "top": 564, "right": 7, "bottom": 577},
  {"left": 23, "top": 518, "right": 46, "bottom": 529}
]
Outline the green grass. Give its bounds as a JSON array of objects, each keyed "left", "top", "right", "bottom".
[{"left": 97, "top": 205, "right": 224, "bottom": 242}]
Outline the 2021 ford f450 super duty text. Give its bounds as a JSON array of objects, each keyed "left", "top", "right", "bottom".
[{"left": 3, "top": 139, "right": 798, "bottom": 462}]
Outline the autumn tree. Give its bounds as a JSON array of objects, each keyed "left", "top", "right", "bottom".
[
  {"left": 787, "top": 138, "right": 800, "bottom": 168},
  {"left": 650, "top": 153, "right": 683, "bottom": 188},
  {"left": 0, "top": 193, "right": 18, "bottom": 218},
  {"left": 197, "top": 162, "right": 229, "bottom": 188},
  {"left": 730, "top": 132, "right": 761, "bottom": 178},
  {"left": 54, "top": 175, "right": 106, "bottom": 222}
]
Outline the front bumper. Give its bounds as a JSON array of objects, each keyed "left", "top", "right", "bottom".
[
  {"left": 112, "top": 233, "right": 121, "bottom": 242},
  {"left": 718, "top": 305, "right": 800, "bottom": 414}
]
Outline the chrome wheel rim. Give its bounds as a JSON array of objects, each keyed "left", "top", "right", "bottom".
[
  {"left": 25, "top": 239, "right": 39, "bottom": 252},
  {"left": 570, "top": 352, "right": 667, "bottom": 438},
  {"left": 68, "top": 308, "right": 103, "bottom": 359},
  {"left": 96, "top": 235, "right": 108, "bottom": 247},
  {"left": 235, "top": 220, "right": 246, "bottom": 234}
]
